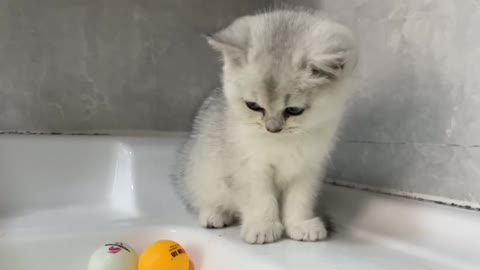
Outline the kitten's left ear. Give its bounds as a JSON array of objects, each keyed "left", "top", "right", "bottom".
[{"left": 204, "top": 17, "right": 251, "bottom": 67}]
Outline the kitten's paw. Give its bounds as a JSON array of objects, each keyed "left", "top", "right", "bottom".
[
  {"left": 199, "top": 210, "right": 233, "bottom": 228},
  {"left": 286, "top": 217, "right": 327, "bottom": 241},
  {"left": 240, "top": 220, "right": 284, "bottom": 244}
]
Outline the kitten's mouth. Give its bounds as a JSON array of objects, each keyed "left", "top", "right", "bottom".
[
  {"left": 266, "top": 128, "right": 282, "bottom": 134},
  {"left": 264, "top": 128, "right": 291, "bottom": 136}
]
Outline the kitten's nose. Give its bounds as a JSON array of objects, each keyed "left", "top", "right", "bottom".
[
  {"left": 265, "top": 118, "right": 283, "bottom": 133},
  {"left": 266, "top": 126, "right": 282, "bottom": 133}
]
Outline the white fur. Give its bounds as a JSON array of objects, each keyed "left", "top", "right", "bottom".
[{"left": 173, "top": 10, "right": 357, "bottom": 244}]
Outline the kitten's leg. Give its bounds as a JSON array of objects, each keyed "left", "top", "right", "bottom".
[
  {"left": 186, "top": 160, "right": 235, "bottom": 228},
  {"left": 237, "top": 168, "right": 284, "bottom": 244},
  {"left": 199, "top": 206, "right": 234, "bottom": 228},
  {"left": 195, "top": 184, "right": 235, "bottom": 228},
  {"left": 283, "top": 172, "right": 327, "bottom": 241}
]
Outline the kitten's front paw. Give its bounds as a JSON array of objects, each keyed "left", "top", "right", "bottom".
[
  {"left": 286, "top": 217, "right": 327, "bottom": 241},
  {"left": 240, "top": 220, "right": 284, "bottom": 244},
  {"left": 199, "top": 210, "right": 233, "bottom": 228}
]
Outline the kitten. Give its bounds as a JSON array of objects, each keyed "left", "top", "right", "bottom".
[{"left": 173, "top": 10, "right": 357, "bottom": 244}]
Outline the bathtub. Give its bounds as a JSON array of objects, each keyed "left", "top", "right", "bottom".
[{"left": 0, "top": 134, "right": 479, "bottom": 269}]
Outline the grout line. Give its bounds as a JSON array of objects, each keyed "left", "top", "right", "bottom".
[
  {"left": 339, "top": 140, "right": 480, "bottom": 148},
  {"left": 0, "top": 130, "right": 187, "bottom": 136},
  {"left": 0, "top": 131, "right": 111, "bottom": 136},
  {"left": 327, "top": 179, "right": 480, "bottom": 211},
  {"left": 2, "top": 131, "right": 479, "bottom": 149}
]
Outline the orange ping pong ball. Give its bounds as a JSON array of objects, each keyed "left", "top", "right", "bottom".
[{"left": 138, "top": 240, "right": 190, "bottom": 270}]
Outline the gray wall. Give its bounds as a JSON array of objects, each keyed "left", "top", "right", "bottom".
[
  {"left": 1, "top": 0, "right": 479, "bottom": 206},
  {"left": 281, "top": 0, "right": 480, "bottom": 206},
  {"left": 0, "top": 0, "right": 268, "bottom": 131}
]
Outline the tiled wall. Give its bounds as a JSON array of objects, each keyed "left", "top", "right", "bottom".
[{"left": 0, "top": 0, "right": 266, "bottom": 131}]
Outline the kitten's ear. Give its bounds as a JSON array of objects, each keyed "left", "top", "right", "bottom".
[
  {"left": 308, "top": 50, "right": 355, "bottom": 81},
  {"left": 204, "top": 34, "right": 246, "bottom": 66},
  {"left": 204, "top": 18, "right": 250, "bottom": 67}
]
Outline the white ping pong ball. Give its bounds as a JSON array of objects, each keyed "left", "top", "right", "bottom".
[{"left": 88, "top": 242, "right": 138, "bottom": 270}]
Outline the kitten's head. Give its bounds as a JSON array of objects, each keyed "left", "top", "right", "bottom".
[{"left": 207, "top": 10, "right": 357, "bottom": 135}]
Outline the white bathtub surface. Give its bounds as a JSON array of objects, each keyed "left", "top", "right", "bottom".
[{"left": 0, "top": 135, "right": 479, "bottom": 270}]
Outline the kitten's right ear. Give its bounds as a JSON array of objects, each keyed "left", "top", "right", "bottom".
[{"left": 204, "top": 18, "right": 250, "bottom": 67}]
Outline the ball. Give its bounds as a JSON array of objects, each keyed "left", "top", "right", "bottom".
[
  {"left": 88, "top": 242, "right": 138, "bottom": 270},
  {"left": 138, "top": 240, "right": 190, "bottom": 270}
]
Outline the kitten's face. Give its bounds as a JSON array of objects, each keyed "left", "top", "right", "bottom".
[
  {"left": 222, "top": 54, "right": 346, "bottom": 135},
  {"left": 208, "top": 11, "right": 357, "bottom": 135}
]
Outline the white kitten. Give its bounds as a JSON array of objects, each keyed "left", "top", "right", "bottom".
[{"left": 173, "top": 10, "right": 357, "bottom": 244}]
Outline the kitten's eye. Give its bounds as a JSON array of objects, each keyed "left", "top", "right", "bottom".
[
  {"left": 284, "top": 107, "right": 304, "bottom": 116},
  {"left": 245, "top": 101, "right": 264, "bottom": 112},
  {"left": 311, "top": 67, "right": 334, "bottom": 79},
  {"left": 311, "top": 67, "right": 326, "bottom": 77}
]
